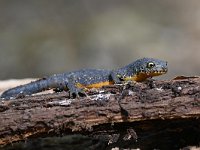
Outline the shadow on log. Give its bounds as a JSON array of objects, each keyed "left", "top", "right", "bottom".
[{"left": 0, "top": 77, "right": 200, "bottom": 149}]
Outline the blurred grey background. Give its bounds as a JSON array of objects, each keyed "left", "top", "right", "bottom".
[{"left": 0, "top": 0, "right": 200, "bottom": 80}]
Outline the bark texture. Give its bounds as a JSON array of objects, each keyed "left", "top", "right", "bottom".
[{"left": 0, "top": 77, "right": 199, "bottom": 149}]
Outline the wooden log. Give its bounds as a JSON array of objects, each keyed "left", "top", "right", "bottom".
[{"left": 0, "top": 77, "right": 199, "bottom": 149}]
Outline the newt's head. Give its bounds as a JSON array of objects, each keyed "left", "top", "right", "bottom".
[{"left": 123, "top": 58, "right": 168, "bottom": 82}]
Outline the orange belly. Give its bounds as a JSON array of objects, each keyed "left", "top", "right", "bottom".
[
  {"left": 77, "top": 72, "right": 162, "bottom": 89},
  {"left": 124, "top": 72, "right": 164, "bottom": 82},
  {"left": 77, "top": 81, "right": 114, "bottom": 89}
]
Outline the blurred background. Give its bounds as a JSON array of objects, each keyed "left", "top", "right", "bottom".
[{"left": 0, "top": 0, "right": 200, "bottom": 80}]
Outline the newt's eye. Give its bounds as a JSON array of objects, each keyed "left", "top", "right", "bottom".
[{"left": 147, "top": 62, "right": 155, "bottom": 68}]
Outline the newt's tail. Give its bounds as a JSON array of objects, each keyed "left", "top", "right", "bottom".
[{"left": 1, "top": 74, "right": 66, "bottom": 100}]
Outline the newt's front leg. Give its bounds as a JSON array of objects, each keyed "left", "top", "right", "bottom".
[
  {"left": 110, "top": 71, "right": 123, "bottom": 84},
  {"left": 66, "top": 76, "right": 86, "bottom": 98}
]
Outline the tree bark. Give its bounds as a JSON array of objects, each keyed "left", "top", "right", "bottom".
[{"left": 0, "top": 77, "right": 200, "bottom": 149}]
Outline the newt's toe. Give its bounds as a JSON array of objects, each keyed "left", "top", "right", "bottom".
[{"left": 69, "top": 89, "right": 86, "bottom": 98}]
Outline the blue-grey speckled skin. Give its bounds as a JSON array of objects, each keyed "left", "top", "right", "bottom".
[{"left": 1, "top": 58, "right": 167, "bottom": 99}]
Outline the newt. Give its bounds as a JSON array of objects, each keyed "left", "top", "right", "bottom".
[{"left": 1, "top": 58, "right": 168, "bottom": 99}]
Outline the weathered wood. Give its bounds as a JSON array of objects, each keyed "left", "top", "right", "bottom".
[{"left": 0, "top": 77, "right": 199, "bottom": 148}]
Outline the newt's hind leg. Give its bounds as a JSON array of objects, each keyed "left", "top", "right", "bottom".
[
  {"left": 66, "top": 76, "right": 86, "bottom": 98},
  {"left": 53, "top": 81, "right": 67, "bottom": 93}
]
